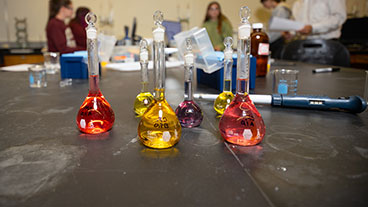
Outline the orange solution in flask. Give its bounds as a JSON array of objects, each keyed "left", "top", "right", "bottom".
[
  {"left": 219, "top": 7, "right": 265, "bottom": 146},
  {"left": 76, "top": 13, "right": 115, "bottom": 134}
]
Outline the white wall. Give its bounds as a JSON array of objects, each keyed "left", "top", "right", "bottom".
[{"left": 0, "top": 0, "right": 365, "bottom": 42}]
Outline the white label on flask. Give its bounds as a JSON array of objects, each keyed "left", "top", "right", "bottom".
[
  {"left": 153, "top": 27, "right": 165, "bottom": 42},
  {"left": 80, "top": 119, "right": 86, "bottom": 129},
  {"left": 162, "top": 131, "right": 171, "bottom": 142},
  {"left": 185, "top": 53, "right": 194, "bottom": 65},
  {"left": 258, "top": 43, "right": 269, "bottom": 55},
  {"left": 243, "top": 129, "right": 253, "bottom": 140},
  {"left": 87, "top": 29, "right": 97, "bottom": 39},
  {"left": 140, "top": 51, "right": 148, "bottom": 61},
  {"left": 238, "top": 24, "right": 251, "bottom": 39}
]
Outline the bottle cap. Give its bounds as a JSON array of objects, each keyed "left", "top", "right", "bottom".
[
  {"left": 184, "top": 38, "right": 194, "bottom": 65},
  {"left": 252, "top": 23, "right": 263, "bottom": 29},
  {"left": 224, "top": 37, "right": 233, "bottom": 60},
  {"left": 238, "top": 24, "right": 251, "bottom": 39},
  {"left": 153, "top": 27, "right": 165, "bottom": 42},
  {"left": 139, "top": 40, "right": 149, "bottom": 61},
  {"left": 153, "top": 11, "right": 165, "bottom": 42},
  {"left": 85, "top": 13, "right": 97, "bottom": 39},
  {"left": 238, "top": 6, "right": 251, "bottom": 39}
]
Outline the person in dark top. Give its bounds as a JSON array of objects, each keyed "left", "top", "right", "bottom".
[
  {"left": 69, "top": 7, "right": 90, "bottom": 50},
  {"left": 46, "top": 0, "right": 84, "bottom": 54}
]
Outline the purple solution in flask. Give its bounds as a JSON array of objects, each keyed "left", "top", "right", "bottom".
[{"left": 175, "top": 39, "right": 203, "bottom": 128}]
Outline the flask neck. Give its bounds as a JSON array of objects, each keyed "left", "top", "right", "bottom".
[
  {"left": 154, "top": 88, "right": 165, "bottom": 101},
  {"left": 153, "top": 37, "right": 166, "bottom": 101},
  {"left": 88, "top": 74, "right": 101, "bottom": 95},
  {"left": 140, "top": 61, "right": 149, "bottom": 93},
  {"left": 236, "top": 37, "right": 250, "bottom": 94},
  {"left": 86, "top": 26, "right": 100, "bottom": 95},
  {"left": 223, "top": 59, "right": 233, "bottom": 92},
  {"left": 184, "top": 65, "right": 193, "bottom": 100},
  {"left": 236, "top": 78, "right": 248, "bottom": 95}
]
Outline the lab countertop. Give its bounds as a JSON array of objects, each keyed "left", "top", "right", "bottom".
[
  {"left": 0, "top": 61, "right": 367, "bottom": 207},
  {"left": 0, "top": 42, "right": 46, "bottom": 55}
]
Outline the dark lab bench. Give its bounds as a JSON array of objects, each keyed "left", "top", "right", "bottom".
[
  {"left": 0, "top": 61, "right": 367, "bottom": 207},
  {"left": 0, "top": 42, "right": 45, "bottom": 66}
]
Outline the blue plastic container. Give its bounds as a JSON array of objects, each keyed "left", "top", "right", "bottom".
[
  {"left": 197, "top": 52, "right": 257, "bottom": 92},
  {"left": 60, "top": 51, "right": 88, "bottom": 79}
]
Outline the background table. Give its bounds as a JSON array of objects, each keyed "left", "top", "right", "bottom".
[{"left": 0, "top": 61, "right": 367, "bottom": 206}]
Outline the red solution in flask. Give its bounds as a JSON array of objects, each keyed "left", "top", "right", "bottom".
[
  {"left": 77, "top": 75, "right": 115, "bottom": 134},
  {"left": 219, "top": 7, "right": 265, "bottom": 146},
  {"left": 219, "top": 92, "right": 265, "bottom": 146},
  {"left": 76, "top": 13, "right": 115, "bottom": 134}
]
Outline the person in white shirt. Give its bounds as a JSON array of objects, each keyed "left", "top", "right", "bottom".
[
  {"left": 292, "top": 0, "right": 347, "bottom": 40},
  {"left": 261, "top": 0, "right": 292, "bottom": 58}
]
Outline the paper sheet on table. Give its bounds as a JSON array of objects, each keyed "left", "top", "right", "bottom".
[
  {"left": 269, "top": 17, "right": 304, "bottom": 31},
  {"left": 106, "top": 61, "right": 183, "bottom": 71},
  {"left": 0, "top": 64, "right": 34, "bottom": 72}
]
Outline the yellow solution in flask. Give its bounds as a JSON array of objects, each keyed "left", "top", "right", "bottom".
[
  {"left": 134, "top": 91, "right": 154, "bottom": 116},
  {"left": 138, "top": 90, "right": 181, "bottom": 148},
  {"left": 134, "top": 39, "right": 154, "bottom": 117},
  {"left": 214, "top": 37, "right": 235, "bottom": 115},
  {"left": 214, "top": 85, "right": 234, "bottom": 114},
  {"left": 138, "top": 11, "right": 181, "bottom": 149}
]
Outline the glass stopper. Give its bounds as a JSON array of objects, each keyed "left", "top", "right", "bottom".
[
  {"left": 153, "top": 10, "right": 163, "bottom": 25},
  {"left": 239, "top": 6, "right": 251, "bottom": 21},
  {"left": 140, "top": 39, "right": 148, "bottom": 50},
  {"left": 185, "top": 38, "right": 192, "bottom": 51},
  {"left": 224, "top": 37, "right": 233, "bottom": 48},
  {"left": 85, "top": 12, "right": 97, "bottom": 25}
]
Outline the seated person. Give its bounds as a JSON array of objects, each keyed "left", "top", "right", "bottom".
[
  {"left": 46, "top": 0, "right": 84, "bottom": 54},
  {"left": 203, "top": 1, "right": 233, "bottom": 51},
  {"left": 69, "top": 7, "right": 90, "bottom": 50}
]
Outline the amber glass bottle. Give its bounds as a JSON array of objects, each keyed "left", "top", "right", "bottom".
[{"left": 251, "top": 23, "right": 269, "bottom": 77}]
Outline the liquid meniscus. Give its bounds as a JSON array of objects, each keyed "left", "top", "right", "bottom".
[
  {"left": 138, "top": 99, "right": 181, "bottom": 149},
  {"left": 219, "top": 93, "right": 265, "bottom": 146},
  {"left": 214, "top": 91, "right": 234, "bottom": 115},
  {"left": 134, "top": 92, "right": 154, "bottom": 117}
]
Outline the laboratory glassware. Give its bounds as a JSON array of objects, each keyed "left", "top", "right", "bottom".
[
  {"left": 214, "top": 37, "right": 234, "bottom": 115},
  {"left": 251, "top": 23, "right": 269, "bottom": 77},
  {"left": 138, "top": 11, "right": 181, "bottom": 148},
  {"left": 219, "top": 7, "right": 266, "bottom": 146},
  {"left": 175, "top": 38, "right": 203, "bottom": 128},
  {"left": 134, "top": 39, "right": 154, "bottom": 116},
  {"left": 76, "top": 13, "right": 115, "bottom": 134}
]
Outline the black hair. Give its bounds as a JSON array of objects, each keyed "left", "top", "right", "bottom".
[{"left": 70, "top": 7, "right": 90, "bottom": 25}]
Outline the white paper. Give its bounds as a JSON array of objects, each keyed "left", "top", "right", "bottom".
[
  {"left": 1, "top": 64, "right": 34, "bottom": 72},
  {"left": 269, "top": 17, "right": 304, "bottom": 31},
  {"left": 105, "top": 61, "right": 183, "bottom": 72}
]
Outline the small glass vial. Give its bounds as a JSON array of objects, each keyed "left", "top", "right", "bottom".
[{"left": 251, "top": 23, "right": 269, "bottom": 77}]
